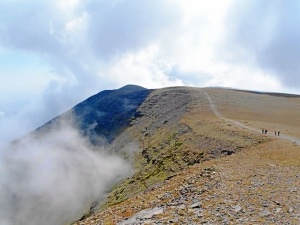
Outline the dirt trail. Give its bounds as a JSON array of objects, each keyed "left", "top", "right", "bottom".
[
  {"left": 204, "top": 92, "right": 300, "bottom": 145},
  {"left": 74, "top": 88, "right": 300, "bottom": 225}
]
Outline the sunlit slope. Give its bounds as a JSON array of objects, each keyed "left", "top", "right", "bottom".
[
  {"left": 204, "top": 88, "right": 300, "bottom": 139},
  {"left": 75, "top": 87, "right": 300, "bottom": 224},
  {"left": 102, "top": 87, "right": 275, "bottom": 207}
]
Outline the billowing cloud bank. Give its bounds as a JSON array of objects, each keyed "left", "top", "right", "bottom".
[{"left": 0, "top": 118, "right": 131, "bottom": 225}]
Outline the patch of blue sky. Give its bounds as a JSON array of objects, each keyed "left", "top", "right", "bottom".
[
  {"left": 0, "top": 48, "right": 52, "bottom": 113},
  {"left": 0, "top": 48, "right": 48, "bottom": 73}
]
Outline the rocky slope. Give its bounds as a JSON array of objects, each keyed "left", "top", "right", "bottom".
[
  {"left": 99, "top": 87, "right": 267, "bottom": 208},
  {"left": 75, "top": 139, "right": 300, "bottom": 225},
  {"left": 67, "top": 86, "right": 300, "bottom": 224}
]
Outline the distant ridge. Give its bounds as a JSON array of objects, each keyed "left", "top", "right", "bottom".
[
  {"left": 205, "top": 86, "right": 300, "bottom": 98},
  {"left": 231, "top": 89, "right": 300, "bottom": 98}
]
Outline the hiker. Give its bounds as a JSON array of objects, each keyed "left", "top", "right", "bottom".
[
  {"left": 275, "top": 131, "right": 277, "bottom": 136},
  {"left": 262, "top": 129, "right": 264, "bottom": 134},
  {"left": 278, "top": 131, "right": 280, "bottom": 136},
  {"left": 265, "top": 129, "right": 268, "bottom": 134}
]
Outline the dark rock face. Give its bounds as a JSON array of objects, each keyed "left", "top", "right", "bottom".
[
  {"left": 73, "top": 85, "right": 151, "bottom": 144},
  {"left": 37, "top": 85, "right": 151, "bottom": 145}
]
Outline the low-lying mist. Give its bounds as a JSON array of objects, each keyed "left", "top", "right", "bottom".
[{"left": 0, "top": 117, "right": 132, "bottom": 225}]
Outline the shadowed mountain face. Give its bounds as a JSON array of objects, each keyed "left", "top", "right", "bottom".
[
  {"left": 73, "top": 85, "right": 151, "bottom": 144},
  {"left": 38, "top": 85, "right": 151, "bottom": 144}
]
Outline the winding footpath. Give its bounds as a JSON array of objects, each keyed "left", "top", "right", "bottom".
[{"left": 204, "top": 92, "right": 300, "bottom": 146}]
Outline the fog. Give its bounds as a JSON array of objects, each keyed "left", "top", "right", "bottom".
[{"left": 0, "top": 117, "right": 132, "bottom": 225}]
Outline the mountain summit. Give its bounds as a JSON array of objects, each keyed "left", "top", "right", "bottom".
[{"left": 73, "top": 84, "right": 150, "bottom": 143}]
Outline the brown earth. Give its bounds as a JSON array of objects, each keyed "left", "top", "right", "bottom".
[{"left": 73, "top": 87, "right": 300, "bottom": 225}]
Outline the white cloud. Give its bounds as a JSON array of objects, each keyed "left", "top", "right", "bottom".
[
  {"left": 203, "top": 63, "right": 283, "bottom": 92},
  {"left": 104, "top": 44, "right": 184, "bottom": 89},
  {"left": 56, "top": 0, "right": 81, "bottom": 11},
  {"left": 221, "top": 0, "right": 300, "bottom": 89},
  {"left": 0, "top": 118, "right": 132, "bottom": 225}
]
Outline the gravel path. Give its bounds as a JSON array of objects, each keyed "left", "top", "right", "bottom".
[{"left": 204, "top": 92, "right": 300, "bottom": 145}]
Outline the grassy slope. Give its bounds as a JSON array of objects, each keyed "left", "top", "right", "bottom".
[{"left": 98, "top": 88, "right": 268, "bottom": 209}]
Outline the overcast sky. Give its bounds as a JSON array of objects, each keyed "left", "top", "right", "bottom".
[{"left": 1, "top": 0, "right": 300, "bottom": 142}]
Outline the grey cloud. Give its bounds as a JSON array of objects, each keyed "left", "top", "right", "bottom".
[
  {"left": 84, "top": 0, "right": 180, "bottom": 59},
  {"left": 0, "top": 1, "right": 64, "bottom": 54},
  {"left": 224, "top": 0, "right": 300, "bottom": 88},
  {"left": 0, "top": 0, "right": 103, "bottom": 131}
]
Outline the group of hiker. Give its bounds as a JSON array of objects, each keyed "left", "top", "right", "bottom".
[{"left": 262, "top": 129, "right": 280, "bottom": 136}]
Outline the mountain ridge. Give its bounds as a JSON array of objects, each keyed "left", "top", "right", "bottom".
[{"left": 31, "top": 85, "right": 300, "bottom": 224}]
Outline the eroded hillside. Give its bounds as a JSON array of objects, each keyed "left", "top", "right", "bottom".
[{"left": 74, "top": 87, "right": 300, "bottom": 224}]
